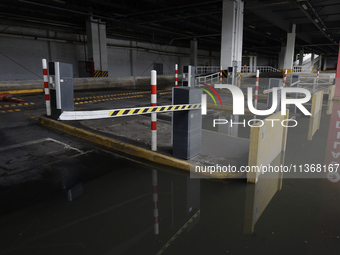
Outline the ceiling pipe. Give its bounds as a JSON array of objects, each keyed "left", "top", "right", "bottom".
[{"left": 245, "top": 1, "right": 291, "bottom": 9}]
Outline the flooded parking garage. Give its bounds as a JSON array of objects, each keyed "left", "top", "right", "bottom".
[
  {"left": 1, "top": 0, "right": 340, "bottom": 253},
  {"left": 1, "top": 88, "right": 340, "bottom": 254}
]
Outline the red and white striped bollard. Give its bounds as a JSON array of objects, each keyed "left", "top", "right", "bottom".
[
  {"left": 175, "top": 64, "right": 178, "bottom": 87},
  {"left": 220, "top": 66, "right": 222, "bottom": 84},
  {"left": 42, "top": 59, "right": 51, "bottom": 116},
  {"left": 283, "top": 69, "right": 287, "bottom": 87},
  {"left": 151, "top": 70, "right": 157, "bottom": 151},
  {"left": 152, "top": 170, "right": 159, "bottom": 235}
]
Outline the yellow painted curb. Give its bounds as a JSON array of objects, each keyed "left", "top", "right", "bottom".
[
  {"left": 0, "top": 89, "right": 43, "bottom": 94},
  {"left": 279, "top": 69, "right": 293, "bottom": 73},
  {"left": 40, "top": 115, "right": 191, "bottom": 172},
  {"left": 39, "top": 115, "right": 243, "bottom": 179}
]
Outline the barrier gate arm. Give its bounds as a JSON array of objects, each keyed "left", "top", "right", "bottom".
[{"left": 59, "top": 100, "right": 206, "bottom": 121}]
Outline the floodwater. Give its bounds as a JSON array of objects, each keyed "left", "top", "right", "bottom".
[{"left": 1, "top": 100, "right": 340, "bottom": 255}]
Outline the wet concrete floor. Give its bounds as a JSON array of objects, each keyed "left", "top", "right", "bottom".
[{"left": 0, "top": 88, "right": 339, "bottom": 254}]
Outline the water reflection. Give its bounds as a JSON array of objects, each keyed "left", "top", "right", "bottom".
[
  {"left": 308, "top": 111, "right": 322, "bottom": 140},
  {"left": 2, "top": 91, "right": 340, "bottom": 254},
  {"left": 152, "top": 170, "right": 159, "bottom": 235},
  {"left": 244, "top": 152, "right": 284, "bottom": 234},
  {"left": 217, "top": 115, "right": 239, "bottom": 137}
]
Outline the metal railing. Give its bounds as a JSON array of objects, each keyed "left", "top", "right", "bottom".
[
  {"left": 298, "top": 76, "right": 334, "bottom": 94},
  {"left": 241, "top": 66, "right": 281, "bottom": 73},
  {"left": 195, "top": 66, "right": 220, "bottom": 74},
  {"left": 195, "top": 72, "right": 220, "bottom": 85},
  {"left": 293, "top": 65, "right": 313, "bottom": 73},
  {"left": 294, "top": 55, "right": 320, "bottom": 73}
]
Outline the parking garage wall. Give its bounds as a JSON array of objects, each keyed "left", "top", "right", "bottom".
[{"left": 0, "top": 29, "right": 220, "bottom": 81}]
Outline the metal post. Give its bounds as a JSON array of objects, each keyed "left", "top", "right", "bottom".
[
  {"left": 254, "top": 70, "right": 259, "bottom": 109},
  {"left": 316, "top": 71, "right": 319, "bottom": 91},
  {"left": 42, "top": 59, "right": 51, "bottom": 116},
  {"left": 175, "top": 64, "right": 178, "bottom": 87},
  {"left": 283, "top": 69, "right": 287, "bottom": 87},
  {"left": 151, "top": 70, "right": 157, "bottom": 151}
]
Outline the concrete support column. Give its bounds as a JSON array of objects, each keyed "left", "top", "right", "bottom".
[
  {"left": 130, "top": 41, "right": 137, "bottom": 87},
  {"left": 311, "top": 51, "right": 315, "bottom": 72},
  {"left": 47, "top": 31, "right": 57, "bottom": 62},
  {"left": 278, "top": 46, "right": 286, "bottom": 70},
  {"left": 249, "top": 56, "right": 253, "bottom": 72},
  {"left": 178, "top": 48, "right": 183, "bottom": 75},
  {"left": 333, "top": 42, "right": 340, "bottom": 97},
  {"left": 209, "top": 51, "right": 213, "bottom": 66},
  {"left": 190, "top": 39, "right": 197, "bottom": 67},
  {"left": 86, "top": 17, "right": 108, "bottom": 77},
  {"left": 323, "top": 57, "right": 327, "bottom": 71},
  {"left": 220, "top": 0, "right": 244, "bottom": 72},
  {"left": 318, "top": 54, "right": 322, "bottom": 71},
  {"left": 299, "top": 47, "right": 304, "bottom": 66},
  {"left": 282, "top": 24, "right": 296, "bottom": 73},
  {"left": 254, "top": 56, "right": 257, "bottom": 72}
]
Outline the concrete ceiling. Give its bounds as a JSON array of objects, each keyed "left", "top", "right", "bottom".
[{"left": 1, "top": 0, "right": 340, "bottom": 57}]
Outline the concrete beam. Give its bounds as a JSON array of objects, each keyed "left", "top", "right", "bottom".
[{"left": 248, "top": 1, "right": 313, "bottom": 44}]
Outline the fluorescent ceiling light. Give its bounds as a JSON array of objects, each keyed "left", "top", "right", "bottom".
[
  {"left": 249, "top": 25, "right": 255, "bottom": 29},
  {"left": 314, "top": 19, "right": 319, "bottom": 23},
  {"left": 301, "top": 4, "right": 308, "bottom": 10}
]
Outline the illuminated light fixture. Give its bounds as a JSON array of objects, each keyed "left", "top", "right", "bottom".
[
  {"left": 267, "top": 32, "right": 272, "bottom": 35},
  {"left": 301, "top": 4, "right": 308, "bottom": 10},
  {"left": 314, "top": 19, "right": 319, "bottom": 23},
  {"left": 249, "top": 25, "right": 255, "bottom": 29},
  {"left": 322, "top": 28, "right": 326, "bottom": 31},
  {"left": 328, "top": 34, "right": 331, "bottom": 37}
]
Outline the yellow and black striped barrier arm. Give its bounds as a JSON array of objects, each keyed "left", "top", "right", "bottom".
[
  {"left": 59, "top": 103, "right": 201, "bottom": 120},
  {"left": 109, "top": 104, "right": 200, "bottom": 117},
  {"left": 156, "top": 210, "right": 200, "bottom": 255}
]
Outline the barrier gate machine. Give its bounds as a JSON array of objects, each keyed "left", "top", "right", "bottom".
[
  {"left": 182, "top": 65, "right": 195, "bottom": 87},
  {"left": 48, "top": 62, "right": 74, "bottom": 120}
]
